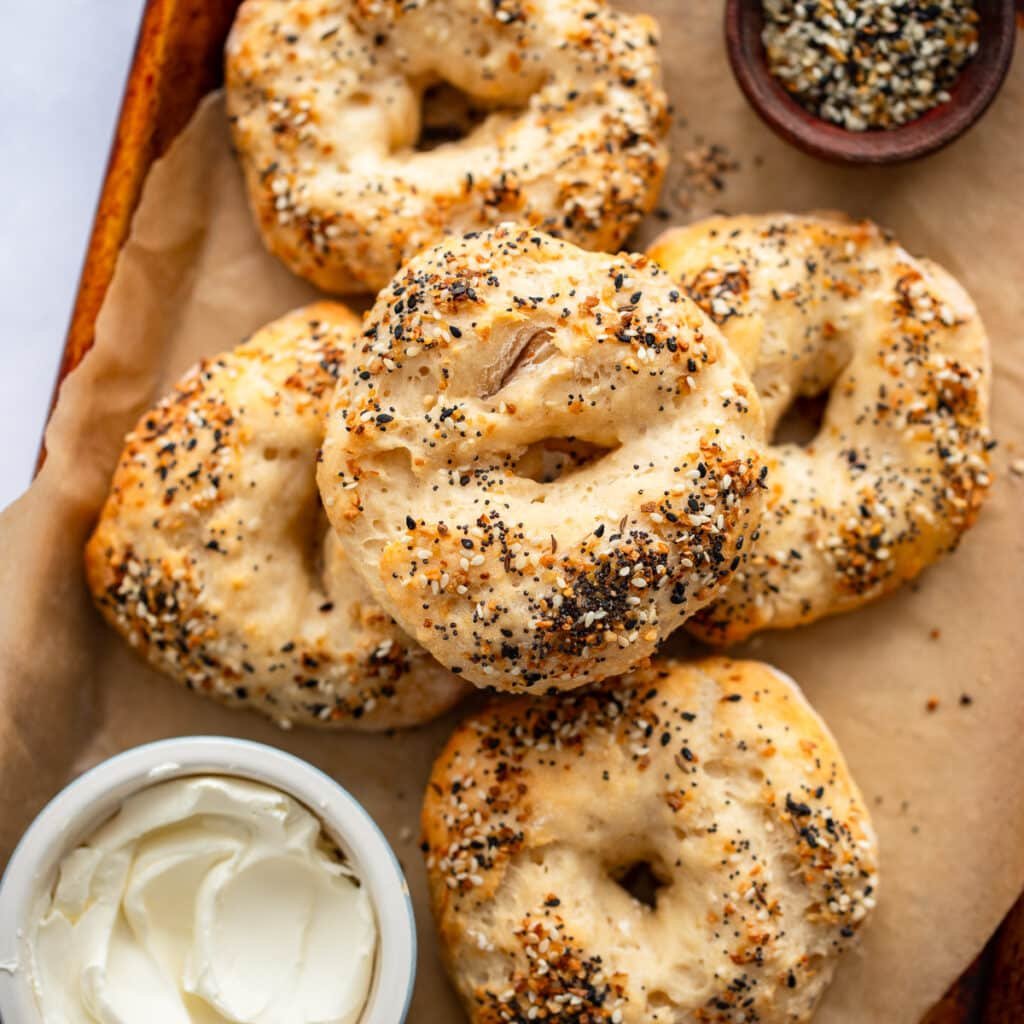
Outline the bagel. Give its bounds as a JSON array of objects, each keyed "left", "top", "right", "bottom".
[
  {"left": 647, "top": 213, "right": 992, "bottom": 644},
  {"left": 85, "top": 303, "right": 467, "bottom": 730},
  {"left": 317, "top": 226, "right": 767, "bottom": 692},
  {"left": 225, "top": 0, "right": 669, "bottom": 293},
  {"left": 422, "top": 657, "right": 879, "bottom": 1024}
]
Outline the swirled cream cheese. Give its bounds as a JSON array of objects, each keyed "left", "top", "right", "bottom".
[{"left": 29, "top": 776, "right": 376, "bottom": 1024}]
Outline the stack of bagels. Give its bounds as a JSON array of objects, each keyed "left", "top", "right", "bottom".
[{"left": 85, "top": 0, "right": 993, "bottom": 1020}]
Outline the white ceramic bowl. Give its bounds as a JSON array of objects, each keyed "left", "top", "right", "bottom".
[{"left": 0, "top": 736, "right": 416, "bottom": 1024}]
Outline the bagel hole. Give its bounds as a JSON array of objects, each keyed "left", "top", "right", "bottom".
[
  {"left": 771, "top": 392, "right": 829, "bottom": 448},
  {"left": 415, "top": 82, "right": 492, "bottom": 151},
  {"left": 301, "top": 503, "right": 330, "bottom": 594},
  {"left": 610, "top": 859, "right": 668, "bottom": 911},
  {"left": 515, "top": 438, "right": 616, "bottom": 484}
]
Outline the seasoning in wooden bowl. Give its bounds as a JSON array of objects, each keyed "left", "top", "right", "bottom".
[
  {"left": 725, "top": 0, "right": 1016, "bottom": 163},
  {"left": 762, "top": 0, "right": 980, "bottom": 130}
]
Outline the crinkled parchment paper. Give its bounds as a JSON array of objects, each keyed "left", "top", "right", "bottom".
[{"left": 1, "top": 4, "right": 1022, "bottom": 1020}]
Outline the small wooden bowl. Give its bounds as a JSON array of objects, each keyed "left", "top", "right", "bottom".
[{"left": 725, "top": 0, "right": 1017, "bottom": 164}]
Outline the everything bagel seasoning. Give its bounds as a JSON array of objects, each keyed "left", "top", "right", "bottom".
[{"left": 762, "top": 0, "right": 980, "bottom": 130}]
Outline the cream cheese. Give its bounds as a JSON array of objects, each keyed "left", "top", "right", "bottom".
[{"left": 29, "top": 776, "right": 376, "bottom": 1024}]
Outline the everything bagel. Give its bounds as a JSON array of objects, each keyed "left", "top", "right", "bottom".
[
  {"left": 422, "top": 658, "right": 879, "bottom": 1024},
  {"left": 225, "top": 0, "right": 669, "bottom": 293},
  {"left": 648, "top": 213, "right": 991, "bottom": 644},
  {"left": 85, "top": 303, "right": 467, "bottom": 729},
  {"left": 317, "top": 226, "right": 766, "bottom": 692}
]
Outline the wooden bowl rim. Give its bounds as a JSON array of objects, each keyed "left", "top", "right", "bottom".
[{"left": 725, "top": 0, "right": 1017, "bottom": 165}]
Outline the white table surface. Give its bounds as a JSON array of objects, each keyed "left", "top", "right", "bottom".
[{"left": 1, "top": 1, "right": 146, "bottom": 512}]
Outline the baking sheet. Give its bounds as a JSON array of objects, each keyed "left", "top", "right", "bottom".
[{"left": 1, "top": 3, "right": 1023, "bottom": 1021}]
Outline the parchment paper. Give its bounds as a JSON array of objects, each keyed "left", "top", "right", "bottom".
[{"left": 2, "top": 4, "right": 1023, "bottom": 1021}]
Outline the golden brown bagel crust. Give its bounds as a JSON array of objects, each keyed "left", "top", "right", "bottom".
[
  {"left": 225, "top": 0, "right": 669, "bottom": 293},
  {"left": 317, "top": 226, "right": 767, "bottom": 693},
  {"left": 85, "top": 303, "right": 467, "bottom": 730},
  {"left": 647, "top": 213, "right": 991, "bottom": 645},
  {"left": 422, "top": 658, "right": 878, "bottom": 1024}
]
